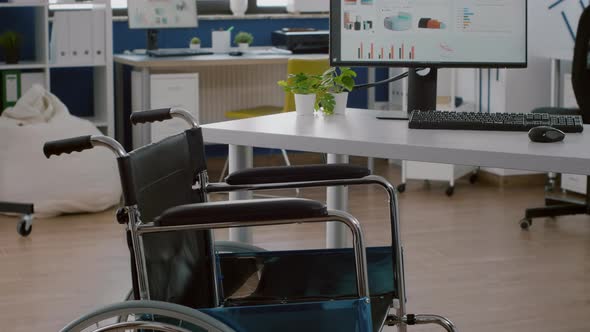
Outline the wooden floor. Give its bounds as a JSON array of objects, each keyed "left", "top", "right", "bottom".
[{"left": 1, "top": 155, "right": 590, "bottom": 332}]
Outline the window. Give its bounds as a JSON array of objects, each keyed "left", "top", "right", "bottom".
[
  {"left": 49, "top": 0, "right": 127, "bottom": 10},
  {"left": 52, "top": 0, "right": 288, "bottom": 15},
  {"left": 257, "top": 0, "right": 287, "bottom": 6},
  {"left": 111, "top": 0, "right": 127, "bottom": 9}
]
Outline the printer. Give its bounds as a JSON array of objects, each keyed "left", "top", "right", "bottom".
[{"left": 271, "top": 29, "right": 329, "bottom": 54}]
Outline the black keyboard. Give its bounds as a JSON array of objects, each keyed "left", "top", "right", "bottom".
[
  {"left": 147, "top": 49, "right": 214, "bottom": 57},
  {"left": 408, "top": 111, "right": 584, "bottom": 133}
]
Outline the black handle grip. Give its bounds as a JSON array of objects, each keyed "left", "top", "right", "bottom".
[
  {"left": 43, "top": 136, "right": 93, "bottom": 158},
  {"left": 130, "top": 108, "right": 172, "bottom": 125}
]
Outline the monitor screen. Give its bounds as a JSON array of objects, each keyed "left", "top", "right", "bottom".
[
  {"left": 128, "top": 0, "right": 198, "bottom": 29},
  {"left": 330, "top": 0, "right": 527, "bottom": 68}
]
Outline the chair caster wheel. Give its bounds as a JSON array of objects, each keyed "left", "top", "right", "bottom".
[
  {"left": 17, "top": 219, "right": 32, "bottom": 237},
  {"left": 469, "top": 174, "right": 478, "bottom": 184},
  {"left": 397, "top": 183, "right": 406, "bottom": 193},
  {"left": 520, "top": 218, "right": 532, "bottom": 230},
  {"left": 445, "top": 186, "right": 454, "bottom": 197}
]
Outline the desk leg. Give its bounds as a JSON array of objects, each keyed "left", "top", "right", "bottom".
[
  {"left": 326, "top": 154, "right": 349, "bottom": 248},
  {"left": 115, "top": 62, "right": 124, "bottom": 143},
  {"left": 228, "top": 144, "right": 253, "bottom": 244},
  {"left": 547, "top": 58, "right": 560, "bottom": 191}
]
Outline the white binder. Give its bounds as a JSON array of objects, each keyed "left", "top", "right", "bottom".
[
  {"left": 68, "top": 11, "right": 93, "bottom": 64},
  {"left": 91, "top": 10, "right": 106, "bottom": 65},
  {"left": 51, "top": 11, "right": 70, "bottom": 64}
]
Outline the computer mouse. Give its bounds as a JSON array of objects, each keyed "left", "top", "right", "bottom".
[
  {"left": 528, "top": 126, "right": 565, "bottom": 143},
  {"left": 228, "top": 51, "right": 243, "bottom": 56}
]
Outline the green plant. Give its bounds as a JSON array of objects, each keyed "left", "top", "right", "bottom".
[
  {"left": 277, "top": 72, "right": 321, "bottom": 95},
  {"left": 234, "top": 31, "right": 254, "bottom": 45},
  {"left": 190, "top": 37, "right": 201, "bottom": 45},
  {"left": 0, "top": 31, "right": 22, "bottom": 64},
  {"left": 315, "top": 67, "right": 357, "bottom": 115}
]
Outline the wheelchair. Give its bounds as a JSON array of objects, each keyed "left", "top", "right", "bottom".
[{"left": 45, "top": 108, "right": 457, "bottom": 332}]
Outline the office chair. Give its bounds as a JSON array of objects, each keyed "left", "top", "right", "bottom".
[
  {"left": 219, "top": 58, "right": 331, "bottom": 182},
  {"left": 50, "top": 108, "right": 456, "bottom": 332},
  {"left": 520, "top": 6, "right": 590, "bottom": 229}
]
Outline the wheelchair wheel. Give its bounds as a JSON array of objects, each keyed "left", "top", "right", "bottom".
[{"left": 60, "top": 300, "right": 236, "bottom": 332}]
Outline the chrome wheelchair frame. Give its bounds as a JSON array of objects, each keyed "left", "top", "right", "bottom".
[{"left": 47, "top": 108, "right": 456, "bottom": 332}]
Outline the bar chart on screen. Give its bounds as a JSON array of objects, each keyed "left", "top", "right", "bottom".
[{"left": 357, "top": 42, "right": 415, "bottom": 60}]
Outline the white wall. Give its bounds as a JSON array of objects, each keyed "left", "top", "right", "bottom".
[
  {"left": 530, "top": 0, "right": 587, "bottom": 58},
  {"left": 461, "top": 2, "right": 586, "bottom": 176}
]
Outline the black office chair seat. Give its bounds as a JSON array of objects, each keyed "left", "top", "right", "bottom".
[{"left": 219, "top": 246, "right": 395, "bottom": 332}]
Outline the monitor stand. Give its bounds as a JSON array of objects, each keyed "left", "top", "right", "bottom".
[
  {"left": 375, "top": 67, "right": 437, "bottom": 120},
  {"left": 407, "top": 67, "right": 437, "bottom": 112},
  {"left": 147, "top": 29, "right": 159, "bottom": 51}
]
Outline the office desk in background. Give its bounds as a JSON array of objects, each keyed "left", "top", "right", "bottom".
[
  {"left": 202, "top": 108, "right": 590, "bottom": 247},
  {"left": 114, "top": 50, "right": 328, "bottom": 148}
]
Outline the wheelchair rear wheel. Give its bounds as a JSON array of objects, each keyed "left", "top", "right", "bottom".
[{"left": 60, "top": 300, "right": 236, "bottom": 332}]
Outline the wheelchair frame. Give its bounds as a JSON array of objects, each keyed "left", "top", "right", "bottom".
[{"left": 48, "top": 108, "right": 456, "bottom": 332}]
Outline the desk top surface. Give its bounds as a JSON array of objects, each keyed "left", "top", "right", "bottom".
[
  {"left": 114, "top": 49, "right": 328, "bottom": 68},
  {"left": 202, "top": 109, "right": 590, "bottom": 175}
]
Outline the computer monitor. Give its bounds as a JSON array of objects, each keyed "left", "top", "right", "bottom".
[
  {"left": 330, "top": 0, "right": 528, "bottom": 112},
  {"left": 128, "top": 0, "right": 198, "bottom": 50}
]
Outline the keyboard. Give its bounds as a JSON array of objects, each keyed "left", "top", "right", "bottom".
[
  {"left": 147, "top": 48, "right": 214, "bottom": 57},
  {"left": 408, "top": 111, "right": 584, "bottom": 133}
]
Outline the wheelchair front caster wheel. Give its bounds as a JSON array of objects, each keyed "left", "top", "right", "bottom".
[
  {"left": 520, "top": 218, "right": 532, "bottom": 230},
  {"left": 469, "top": 173, "right": 478, "bottom": 184},
  {"left": 17, "top": 219, "right": 32, "bottom": 237},
  {"left": 445, "top": 186, "right": 454, "bottom": 197},
  {"left": 397, "top": 183, "right": 406, "bottom": 193}
]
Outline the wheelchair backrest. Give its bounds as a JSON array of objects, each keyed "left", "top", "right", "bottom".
[{"left": 118, "top": 128, "right": 216, "bottom": 308}]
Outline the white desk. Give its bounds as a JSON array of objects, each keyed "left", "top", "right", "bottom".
[
  {"left": 114, "top": 51, "right": 328, "bottom": 147},
  {"left": 202, "top": 108, "right": 590, "bottom": 246}
]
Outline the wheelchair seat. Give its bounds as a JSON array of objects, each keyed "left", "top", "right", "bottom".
[{"left": 219, "top": 247, "right": 395, "bottom": 332}]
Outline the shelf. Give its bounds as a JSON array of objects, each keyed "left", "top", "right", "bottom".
[
  {"left": 49, "top": 63, "right": 107, "bottom": 69},
  {"left": 0, "top": 61, "right": 47, "bottom": 70},
  {"left": 0, "top": 2, "right": 47, "bottom": 8}
]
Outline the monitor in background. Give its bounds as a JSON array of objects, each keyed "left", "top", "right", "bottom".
[
  {"left": 128, "top": 0, "right": 198, "bottom": 50},
  {"left": 330, "top": 0, "right": 528, "bottom": 112}
]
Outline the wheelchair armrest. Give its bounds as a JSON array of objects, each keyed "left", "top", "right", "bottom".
[
  {"left": 155, "top": 198, "right": 327, "bottom": 227},
  {"left": 224, "top": 164, "right": 370, "bottom": 185}
]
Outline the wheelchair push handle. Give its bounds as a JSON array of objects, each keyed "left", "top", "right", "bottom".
[
  {"left": 130, "top": 108, "right": 173, "bottom": 125},
  {"left": 131, "top": 108, "right": 200, "bottom": 128},
  {"left": 43, "top": 135, "right": 93, "bottom": 158},
  {"left": 44, "top": 135, "right": 127, "bottom": 159}
]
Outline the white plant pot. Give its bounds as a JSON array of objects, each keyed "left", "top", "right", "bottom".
[
  {"left": 230, "top": 0, "right": 248, "bottom": 16},
  {"left": 332, "top": 92, "right": 349, "bottom": 114},
  {"left": 294, "top": 94, "right": 316, "bottom": 116},
  {"left": 238, "top": 43, "right": 249, "bottom": 52},
  {"left": 189, "top": 43, "right": 200, "bottom": 50}
]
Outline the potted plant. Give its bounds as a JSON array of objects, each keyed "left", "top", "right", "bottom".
[
  {"left": 0, "top": 31, "right": 21, "bottom": 64},
  {"left": 278, "top": 72, "right": 321, "bottom": 116},
  {"left": 316, "top": 67, "right": 357, "bottom": 115},
  {"left": 234, "top": 31, "right": 253, "bottom": 52},
  {"left": 189, "top": 37, "right": 201, "bottom": 50}
]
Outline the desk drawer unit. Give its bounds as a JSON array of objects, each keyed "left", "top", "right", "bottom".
[
  {"left": 561, "top": 173, "right": 587, "bottom": 194},
  {"left": 131, "top": 72, "right": 199, "bottom": 147}
]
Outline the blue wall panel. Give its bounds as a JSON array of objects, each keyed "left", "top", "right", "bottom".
[{"left": 0, "top": 7, "right": 37, "bottom": 62}]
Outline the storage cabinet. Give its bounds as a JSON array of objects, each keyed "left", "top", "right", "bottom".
[
  {"left": 0, "top": 1, "right": 113, "bottom": 136},
  {"left": 131, "top": 72, "right": 200, "bottom": 148}
]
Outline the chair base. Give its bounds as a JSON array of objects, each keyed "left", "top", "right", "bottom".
[{"left": 521, "top": 196, "right": 590, "bottom": 229}]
